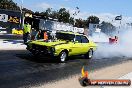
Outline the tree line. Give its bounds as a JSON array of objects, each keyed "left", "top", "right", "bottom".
[
  {"left": 34, "top": 8, "right": 101, "bottom": 28},
  {"left": 0, "top": 0, "right": 100, "bottom": 27},
  {"left": 0, "top": 0, "right": 116, "bottom": 35}
]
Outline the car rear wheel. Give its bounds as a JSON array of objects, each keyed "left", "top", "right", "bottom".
[
  {"left": 85, "top": 49, "right": 93, "bottom": 59},
  {"left": 59, "top": 51, "right": 68, "bottom": 62}
]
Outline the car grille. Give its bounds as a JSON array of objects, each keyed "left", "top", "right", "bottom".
[{"left": 32, "top": 44, "right": 49, "bottom": 54}]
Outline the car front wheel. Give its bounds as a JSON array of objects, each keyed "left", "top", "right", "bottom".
[{"left": 59, "top": 51, "right": 68, "bottom": 62}]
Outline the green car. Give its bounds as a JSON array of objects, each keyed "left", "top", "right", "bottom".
[{"left": 26, "top": 31, "right": 97, "bottom": 62}]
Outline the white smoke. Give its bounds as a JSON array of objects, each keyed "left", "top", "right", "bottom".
[
  {"left": 92, "top": 28, "right": 132, "bottom": 59},
  {"left": 89, "top": 32, "right": 109, "bottom": 43}
]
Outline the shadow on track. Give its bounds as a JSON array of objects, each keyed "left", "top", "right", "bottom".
[{"left": 15, "top": 52, "right": 90, "bottom": 64}]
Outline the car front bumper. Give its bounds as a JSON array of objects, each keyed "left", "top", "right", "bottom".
[{"left": 26, "top": 44, "right": 57, "bottom": 57}]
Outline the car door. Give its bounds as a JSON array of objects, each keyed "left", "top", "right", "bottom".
[
  {"left": 81, "top": 35, "right": 90, "bottom": 54},
  {"left": 69, "top": 35, "right": 83, "bottom": 55}
]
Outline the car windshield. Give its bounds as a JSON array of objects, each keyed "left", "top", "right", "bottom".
[{"left": 56, "top": 33, "right": 75, "bottom": 41}]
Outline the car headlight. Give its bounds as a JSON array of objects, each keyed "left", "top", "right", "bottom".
[
  {"left": 48, "top": 47, "right": 55, "bottom": 53},
  {"left": 51, "top": 47, "right": 55, "bottom": 52}
]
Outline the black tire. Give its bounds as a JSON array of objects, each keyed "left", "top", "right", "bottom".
[
  {"left": 58, "top": 51, "right": 68, "bottom": 62},
  {"left": 84, "top": 48, "right": 93, "bottom": 59},
  {"left": 79, "top": 77, "right": 90, "bottom": 87}
]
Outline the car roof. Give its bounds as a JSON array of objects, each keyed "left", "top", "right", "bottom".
[{"left": 58, "top": 31, "right": 84, "bottom": 36}]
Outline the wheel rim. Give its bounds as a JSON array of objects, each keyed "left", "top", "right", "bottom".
[
  {"left": 89, "top": 49, "right": 93, "bottom": 58},
  {"left": 60, "top": 52, "right": 67, "bottom": 62}
]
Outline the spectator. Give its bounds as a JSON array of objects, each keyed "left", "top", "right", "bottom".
[{"left": 23, "top": 22, "right": 31, "bottom": 44}]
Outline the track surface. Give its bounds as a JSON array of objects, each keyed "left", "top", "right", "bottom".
[{"left": 0, "top": 49, "right": 131, "bottom": 88}]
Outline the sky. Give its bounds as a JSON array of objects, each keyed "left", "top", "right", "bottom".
[{"left": 13, "top": 0, "right": 132, "bottom": 23}]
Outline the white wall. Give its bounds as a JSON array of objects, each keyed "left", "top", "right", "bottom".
[{"left": 39, "top": 19, "right": 84, "bottom": 33}]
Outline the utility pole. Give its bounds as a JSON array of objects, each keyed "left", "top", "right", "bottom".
[
  {"left": 20, "top": 0, "right": 24, "bottom": 29},
  {"left": 73, "top": 7, "right": 80, "bottom": 32},
  {"left": 72, "top": 7, "right": 80, "bottom": 41},
  {"left": 115, "top": 15, "right": 122, "bottom": 35}
]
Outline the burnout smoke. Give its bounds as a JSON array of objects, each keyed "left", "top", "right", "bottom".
[
  {"left": 89, "top": 32, "right": 109, "bottom": 43},
  {"left": 92, "top": 28, "right": 132, "bottom": 59}
]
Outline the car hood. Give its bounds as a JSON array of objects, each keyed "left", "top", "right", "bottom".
[{"left": 29, "top": 40, "right": 68, "bottom": 47}]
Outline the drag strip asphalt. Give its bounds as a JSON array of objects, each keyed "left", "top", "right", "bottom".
[{"left": 0, "top": 50, "right": 131, "bottom": 88}]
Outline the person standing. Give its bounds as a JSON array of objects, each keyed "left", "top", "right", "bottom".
[
  {"left": 43, "top": 31, "right": 48, "bottom": 41},
  {"left": 23, "top": 22, "right": 31, "bottom": 44}
]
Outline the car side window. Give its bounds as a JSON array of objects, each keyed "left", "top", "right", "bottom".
[
  {"left": 81, "top": 36, "right": 89, "bottom": 43},
  {"left": 75, "top": 35, "right": 82, "bottom": 43}
]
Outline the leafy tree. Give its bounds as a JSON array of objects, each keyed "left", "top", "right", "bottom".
[
  {"left": 69, "top": 17, "right": 74, "bottom": 25},
  {"left": 45, "top": 8, "right": 52, "bottom": 18},
  {"left": 0, "top": 0, "right": 33, "bottom": 14},
  {"left": 58, "top": 8, "right": 70, "bottom": 23},
  {"left": 22, "top": 8, "right": 33, "bottom": 14},
  {"left": 50, "top": 10, "right": 58, "bottom": 20},
  {"left": 0, "top": 0, "right": 20, "bottom": 11},
  {"left": 39, "top": 8, "right": 53, "bottom": 19},
  {"left": 100, "top": 21, "right": 116, "bottom": 35},
  {"left": 34, "top": 11, "right": 40, "bottom": 15},
  {"left": 0, "top": 1, "right": 99, "bottom": 29},
  {"left": 75, "top": 18, "right": 87, "bottom": 28},
  {"left": 87, "top": 16, "right": 100, "bottom": 25}
]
